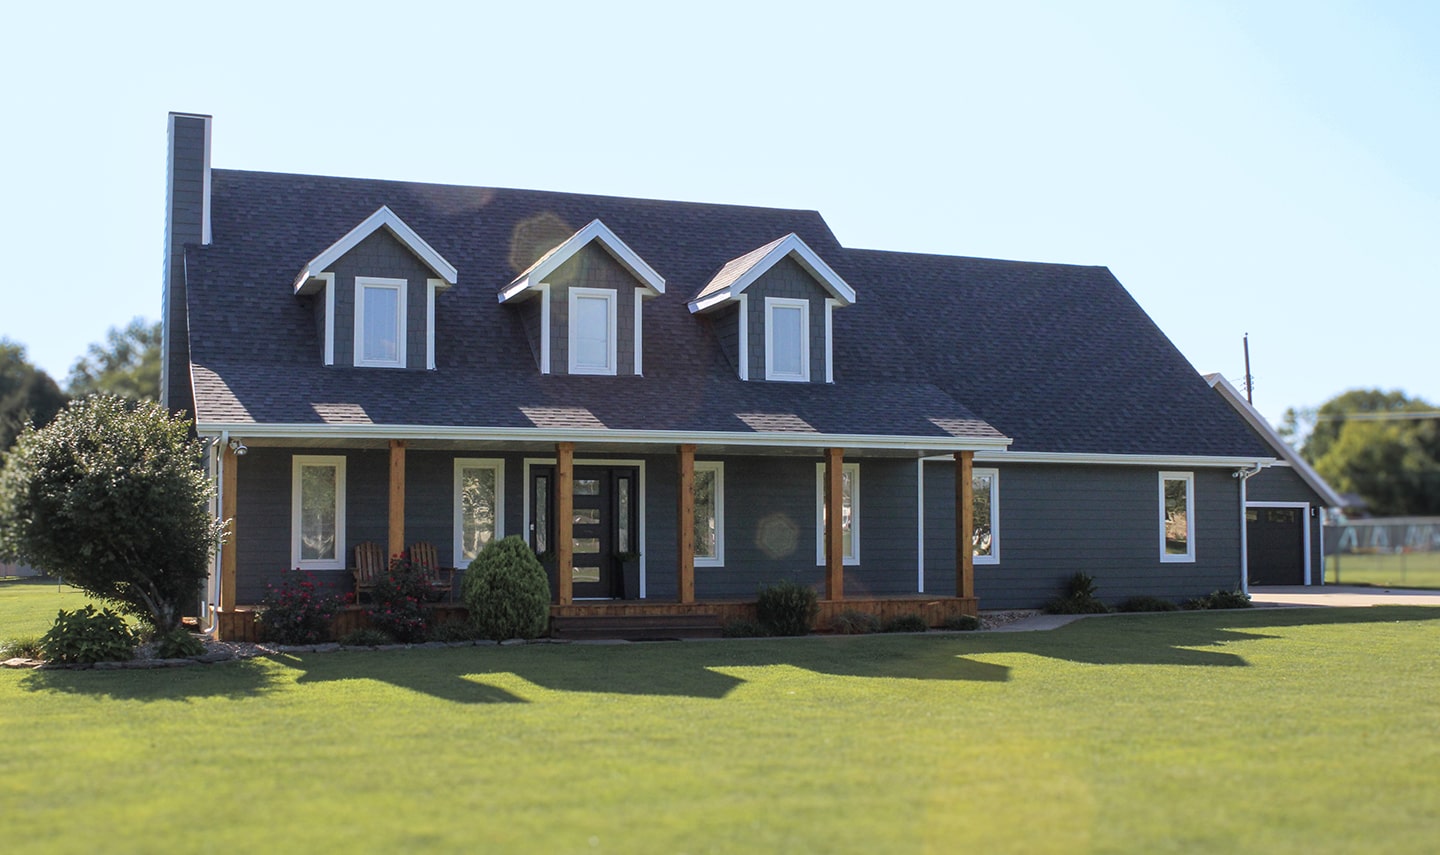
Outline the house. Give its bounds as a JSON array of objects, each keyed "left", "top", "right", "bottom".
[
  {"left": 162, "top": 112, "right": 1299, "bottom": 638},
  {"left": 1206, "top": 374, "right": 1345, "bottom": 586}
]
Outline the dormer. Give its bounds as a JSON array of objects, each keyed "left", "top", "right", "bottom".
[
  {"left": 499, "top": 219, "right": 665, "bottom": 376},
  {"left": 688, "top": 234, "right": 855, "bottom": 383},
  {"left": 293, "top": 206, "right": 457, "bottom": 370}
]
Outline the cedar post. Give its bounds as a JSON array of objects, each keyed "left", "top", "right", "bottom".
[
  {"left": 388, "top": 440, "right": 406, "bottom": 560},
  {"left": 220, "top": 443, "right": 238, "bottom": 612},
  {"left": 676, "top": 444, "right": 696, "bottom": 604},
  {"left": 825, "top": 447, "right": 844, "bottom": 601},
  {"left": 956, "top": 450, "right": 975, "bottom": 599},
  {"left": 556, "top": 442, "right": 575, "bottom": 606}
]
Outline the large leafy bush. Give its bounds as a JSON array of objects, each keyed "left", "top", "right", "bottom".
[
  {"left": 756, "top": 579, "right": 818, "bottom": 636},
  {"left": 41, "top": 605, "right": 135, "bottom": 664},
  {"left": 462, "top": 536, "right": 551, "bottom": 641}
]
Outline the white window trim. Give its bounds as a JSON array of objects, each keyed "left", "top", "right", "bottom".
[
  {"left": 453, "top": 458, "right": 506, "bottom": 567},
  {"left": 292, "top": 455, "right": 346, "bottom": 571},
  {"left": 814, "top": 461, "right": 860, "bottom": 566},
  {"left": 1159, "top": 471, "right": 1196, "bottom": 563},
  {"left": 765, "top": 297, "right": 810, "bottom": 382},
  {"left": 693, "top": 461, "right": 724, "bottom": 567},
  {"left": 973, "top": 467, "right": 1000, "bottom": 565},
  {"left": 568, "top": 287, "right": 618, "bottom": 376},
  {"left": 354, "top": 276, "right": 407, "bottom": 368}
]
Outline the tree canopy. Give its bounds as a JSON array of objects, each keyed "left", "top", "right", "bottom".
[
  {"left": 65, "top": 318, "right": 161, "bottom": 402},
  {"left": 0, "top": 339, "right": 68, "bottom": 453},
  {"left": 0, "top": 396, "right": 223, "bottom": 631},
  {"left": 1290, "top": 389, "right": 1440, "bottom": 516}
]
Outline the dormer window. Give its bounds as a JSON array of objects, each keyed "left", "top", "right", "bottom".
[
  {"left": 355, "top": 277, "right": 407, "bottom": 368},
  {"left": 569, "top": 287, "right": 618, "bottom": 375},
  {"left": 765, "top": 297, "right": 810, "bottom": 381}
]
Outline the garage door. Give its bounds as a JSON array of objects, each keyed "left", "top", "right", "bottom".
[{"left": 1247, "top": 507, "right": 1305, "bottom": 585}]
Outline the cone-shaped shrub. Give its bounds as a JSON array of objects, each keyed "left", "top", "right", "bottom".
[{"left": 462, "top": 536, "right": 551, "bottom": 641}]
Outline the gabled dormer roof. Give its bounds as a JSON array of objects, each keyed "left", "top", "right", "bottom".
[
  {"left": 688, "top": 233, "right": 855, "bottom": 313},
  {"left": 1205, "top": 374, "right": 1347, "bottom": 507},
  {"left": 498, "top": 219, "right": 664, "bottom": 303},
  {"left": 293, "top": 205, "right": 458, "bottom": 294}
]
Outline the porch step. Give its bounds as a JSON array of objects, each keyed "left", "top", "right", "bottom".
[{"left": 550, "top": 613, "right": 724, "bottom": 641}]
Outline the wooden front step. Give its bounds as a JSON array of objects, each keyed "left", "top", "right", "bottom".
[{"left": 550, "top": 613, "right": 724, "bottom": 641}]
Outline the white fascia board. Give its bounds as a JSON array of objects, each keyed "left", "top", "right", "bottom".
[
  {"left": 926, "top": 450, "right": 1276, "bottom": 468},
  {"left": 499, "top": 219, "right": 665, "bottom": 304},
  {"left": 293, "top": 206, "right": 458, "bottom": 293},
  {"left": 1205, "top": 373, "right": 1346, "bottom": 507},
  {"left": 195, "top": 422, "right": 1015, "bottom": 453},
  {"left": 687, "top": 233, "right": 856, "bottom": 313}
]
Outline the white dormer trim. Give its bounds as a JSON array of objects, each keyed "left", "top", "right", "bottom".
[
  {"left": 688, "top": 233, "right": 856, "bottom": 314},
  {"left": 426, "top": 278, "right": 442, "bottom": 370},
  {"left": 499, "top": 219, "right": 665, "bottom": 304},
  {"left": 320, "top": 273, "right": 336, "bottom": 365},
  {"left": 737, "top": 294, "right": 749, "bottom": 381},
  {"left": 293, "top": 206, "right": 458, "bottom": 294},
  {"left": 539, "top": 283, "right": 552, "bottom": 374},
  {"left": 825, "top": 298, "right": 839, "bottom": 384},
  {"left": 634, "top": 295, "right": 644, "bottom": 376}
]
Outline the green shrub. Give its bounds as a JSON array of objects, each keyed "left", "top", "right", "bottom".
[
  {"left": 1117, "top": 596, "right": 1179, "bottom": 613},
  {"left": 153, "top": 627, "right": 206, "bottom": 658},
  {"left": 1184, "top": 590, "right": 1254, "bottom": 610},
  {"left": 40, "top": 605, "right": 135, "bottom": 664},
  {"left": 257, "top": 569, "right": 343, "bottom": 644},
  {"left": 368, "top": 556, "right": 431, "bottom": 643},
  {"left": 941, "top": 614, "right": 982, "bottom": 631},
  {"left": 339, "top": 628, "right": 393, "bottom": 646},
  {"left": 1, "top": 634, "right": 45, "bottom": 658},
  {"left": 1044, "top": 572, "right": 1113, "bottom": 615},
  {"left": 722, "top": 620, "right": 767, "bottom": 638},
  {"left": 1066, "top": 572, "right": 1099, "bottom": 599},
  {"left": 881, "top": 614, "right": 929, "bottom": 633},
  {"left": 756, "top": 579, "right": 819, "bottom": 637},
  {"left": 462, "top": 536, "right": 551, "bottom": 641},
  {"left": 830, "top": 609, "right": 881, "bottom": 634},
  {"left": 429, "top": 620, "right": 478, "bottom": 643}
]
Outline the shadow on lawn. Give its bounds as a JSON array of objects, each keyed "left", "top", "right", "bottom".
[
  {"left": 17, "top": 657, "right": 281, "bottom": 701},
  {"left": 262, "top": 605, "right": 1440, "bottom": 704}
]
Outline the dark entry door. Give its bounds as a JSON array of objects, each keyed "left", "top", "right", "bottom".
[
  {"left": 1248, "top": 507, "right": 1305, "bottom": 585},
  {"left": 530, "top": 465, "right": 639, "bottom": 599}
]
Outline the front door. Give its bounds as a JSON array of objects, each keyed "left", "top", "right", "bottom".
[{"left": 530, "top": 465, "right": 639, "bottom": 599}]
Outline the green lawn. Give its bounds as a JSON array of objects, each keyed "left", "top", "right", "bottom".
[
  {"left": 1326, "top": 551, "right": 1440, "bottom": 589},
  {"left": 2, "top": 607, "right": 1439, "bottom": 854},
  {"left": 0, "top": 577, "right": 117, "bottom": 643}
]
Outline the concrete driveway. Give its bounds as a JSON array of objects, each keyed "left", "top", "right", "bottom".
[{"left": 1249, "top": 585, "right": 1440, "bottom": 608}]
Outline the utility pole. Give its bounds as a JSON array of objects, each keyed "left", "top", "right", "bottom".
[{"left": 1243, "top": 333, "right": 1254, "bottom": 405}]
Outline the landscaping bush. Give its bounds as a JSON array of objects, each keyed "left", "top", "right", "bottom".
[
  {"left": 756, "top": 579, "right": 819, "bottom": 637},
  {"left": 830, "top": 609, "right": 881, "bottom": 634},
  {"left": 1, "top": 634, "right": 44, "bottom": 658},
  {"left": 339, "top": 628, "right": 393, "bottom": 646},
  {"left": 941, "top": 614, "right": 982, "bottom": 631},
  {"left": 1044, "top": 572, "right": 1113, "bottom": 615},
  {"left": 462, "top": 536, "right": 551, "bottom": 641},
  {"left": 1117, "top": 596, "right": 1180, "bottom": 613},
  {"left": 368, "top": 556, "right": 431, "bottom": 643},
  {"left": 256, "top": 569, "right": 343, "bottom": 644},
  {"left": 1184, "top": 590, "right": 1254, "bottom": 610},
  {"left": 429, "top": 620, "right": 478, "bottom": 643},
  {"left": 40, "top": 605, "right": 135, "bottom": 664},
  {"left": 152, "top": 627, "right": 206, "bottom": 658},
  {"left": 722, "top": 619, "right": 767, "bottom": 638},
  {"left": 881, "top": 614, "right": 930, "bottom": 633}
]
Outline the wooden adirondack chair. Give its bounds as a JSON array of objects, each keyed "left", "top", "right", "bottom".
[
  {"left": 409, "top": 541, "right": 455, "bottom": 602},
  {"left": 352, "top": 542, "right": 387, "bottom": 602}
]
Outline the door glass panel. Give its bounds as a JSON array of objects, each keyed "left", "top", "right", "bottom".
[
  {"left": 573, "top": 566, "right": 601, "bottom": 583},
  {"left": 574, "top": 508, "right": 600, "bottom": 525},
  {"left": 617, "top": 477, "right": 631, "bottom": 554},
  {"left": 574, "top": 537, "right": 601, "bottom": 554},
  {"left": 575, "top": 479, "right": 600, "bottom": 496},
  {"left": 534, "top": 475, "right": 549, "bottom": 553}
]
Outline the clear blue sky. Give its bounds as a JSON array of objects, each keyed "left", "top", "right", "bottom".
[{"left": 2, "top": 1, "right": 1434, "bottom": 428}]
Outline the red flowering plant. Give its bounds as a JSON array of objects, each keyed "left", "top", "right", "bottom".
[
  {"left": 256, "top": 568, "right": 343, "bottom": 644},
  {"left": 367, "top": 552, "right": 431, "bottom": 643}
]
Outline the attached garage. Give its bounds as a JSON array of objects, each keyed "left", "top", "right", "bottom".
[{"left": 1247, "top": 505, "right": 1307, "bottom": 585}]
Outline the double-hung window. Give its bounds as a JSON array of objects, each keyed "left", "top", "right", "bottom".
[
  {"left": 972, "top": 468, "right": 1000, "bottom": 563},
  {"left": 693, "top": 461, "right": 724, "bottom": 566},
  {"left": 455, "top": 459, "right": 505, "bottom": 565},
  {"left": 815, "top": 462, "right": 859, "bottom": 565},
  {"left": 765, "top": 297, "right": 810, "bottom": 381},
  {"left": 569, "top": 287, "right": 617, "bottom": 375},
  {"left": 292, "top": 456, "right": 346, "bottom": 570},
  {"left": 354, "top": 277, "right": 407, "bottom": 368},
  {"left": 1159, "top": 471, "right": 1195, "bottom": 562}
]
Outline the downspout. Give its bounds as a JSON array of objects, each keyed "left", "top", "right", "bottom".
[
  {"left": 1234, "top": 464, "right": 1263, "bottom": 595},
  {"left": 201, "top": 431, "right": 228, "bottom": 636}
]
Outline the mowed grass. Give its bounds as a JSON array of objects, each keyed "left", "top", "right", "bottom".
[
  {"left": 1326, "top": 551, "right": 1440, "bottom": 589},
  {"left": 2, "top": 606, "right": 1439, "bottom": 854},
  {"left": 0, "top": 577, "right": 118, "bottom": 642}
]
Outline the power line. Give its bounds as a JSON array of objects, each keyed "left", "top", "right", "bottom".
[{"left": 1314, "top": 411, "right": 1440, "bottom": 422}]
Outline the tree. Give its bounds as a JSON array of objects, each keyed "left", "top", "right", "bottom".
[
  {"left": 0, "top": 396, "right": 224, "bottom": 631},
  {"left": 0, "top": 339, "right": 68, "bottom": 452},
  {"left": 65, "top": 318, "right": 161, "bottom": 402},
  {"left": 1299, "top": 389, "right": 1440, "bottom": 516}
]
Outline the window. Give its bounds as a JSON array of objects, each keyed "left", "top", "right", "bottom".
[
  {"left": 292, "top": 456, "right": 346, "bottom": 570},
  {"left": 354, "top": 277, "right": 407, "bottom": 368},
  {"left": 815, "top": 462, "right": 859, "bottom": 565},
  {"left": 765, "top": 297, "right": 810, "bottom": 381},
  {"left": 693, "top": 461, "right": 724, "bottom": 566},
  {"left": 973, "top": 468, "right": 999, "bottom": 564},
  {"left": 569, "top": 287, "right": 617, "bottom": 375},
  {"left": 1160, "top": 471, "right": 1195, "bottom": 562},
  {"left": 454, "top": 459, "right": 505, "bottom": 565}
]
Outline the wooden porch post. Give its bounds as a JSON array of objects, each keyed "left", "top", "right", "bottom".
[
  {"left": 956, "top": 450, "right": 975, "bottom": 599},
  {"left": 676, "top": 444, "right": 696, "bottom": 604},
  {"left": 388, "top": 440, "right": 406, "bottom": 560},
  {"left": 556, "top": 442, "right": 575, "bottom": 606},
  {"left": 219, "top": 443, "right": 238, "bottom": 612},
  {"left": 825, "top": 447, "right": 844, "bottom": 601}
]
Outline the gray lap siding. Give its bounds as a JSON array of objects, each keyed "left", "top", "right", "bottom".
[{"left": 1246, "top": 465, "right": 1327, "bottom": 584}]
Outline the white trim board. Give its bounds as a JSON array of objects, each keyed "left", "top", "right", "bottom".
[
  {"left": 294, "top": 205, "right": 458, "bottom": 293},
  {"left": 501, "top": 219, "right": 665, "bottom": 303},
  {"left": 689, "top": 233, "right": 856, "bottom": 313}
]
